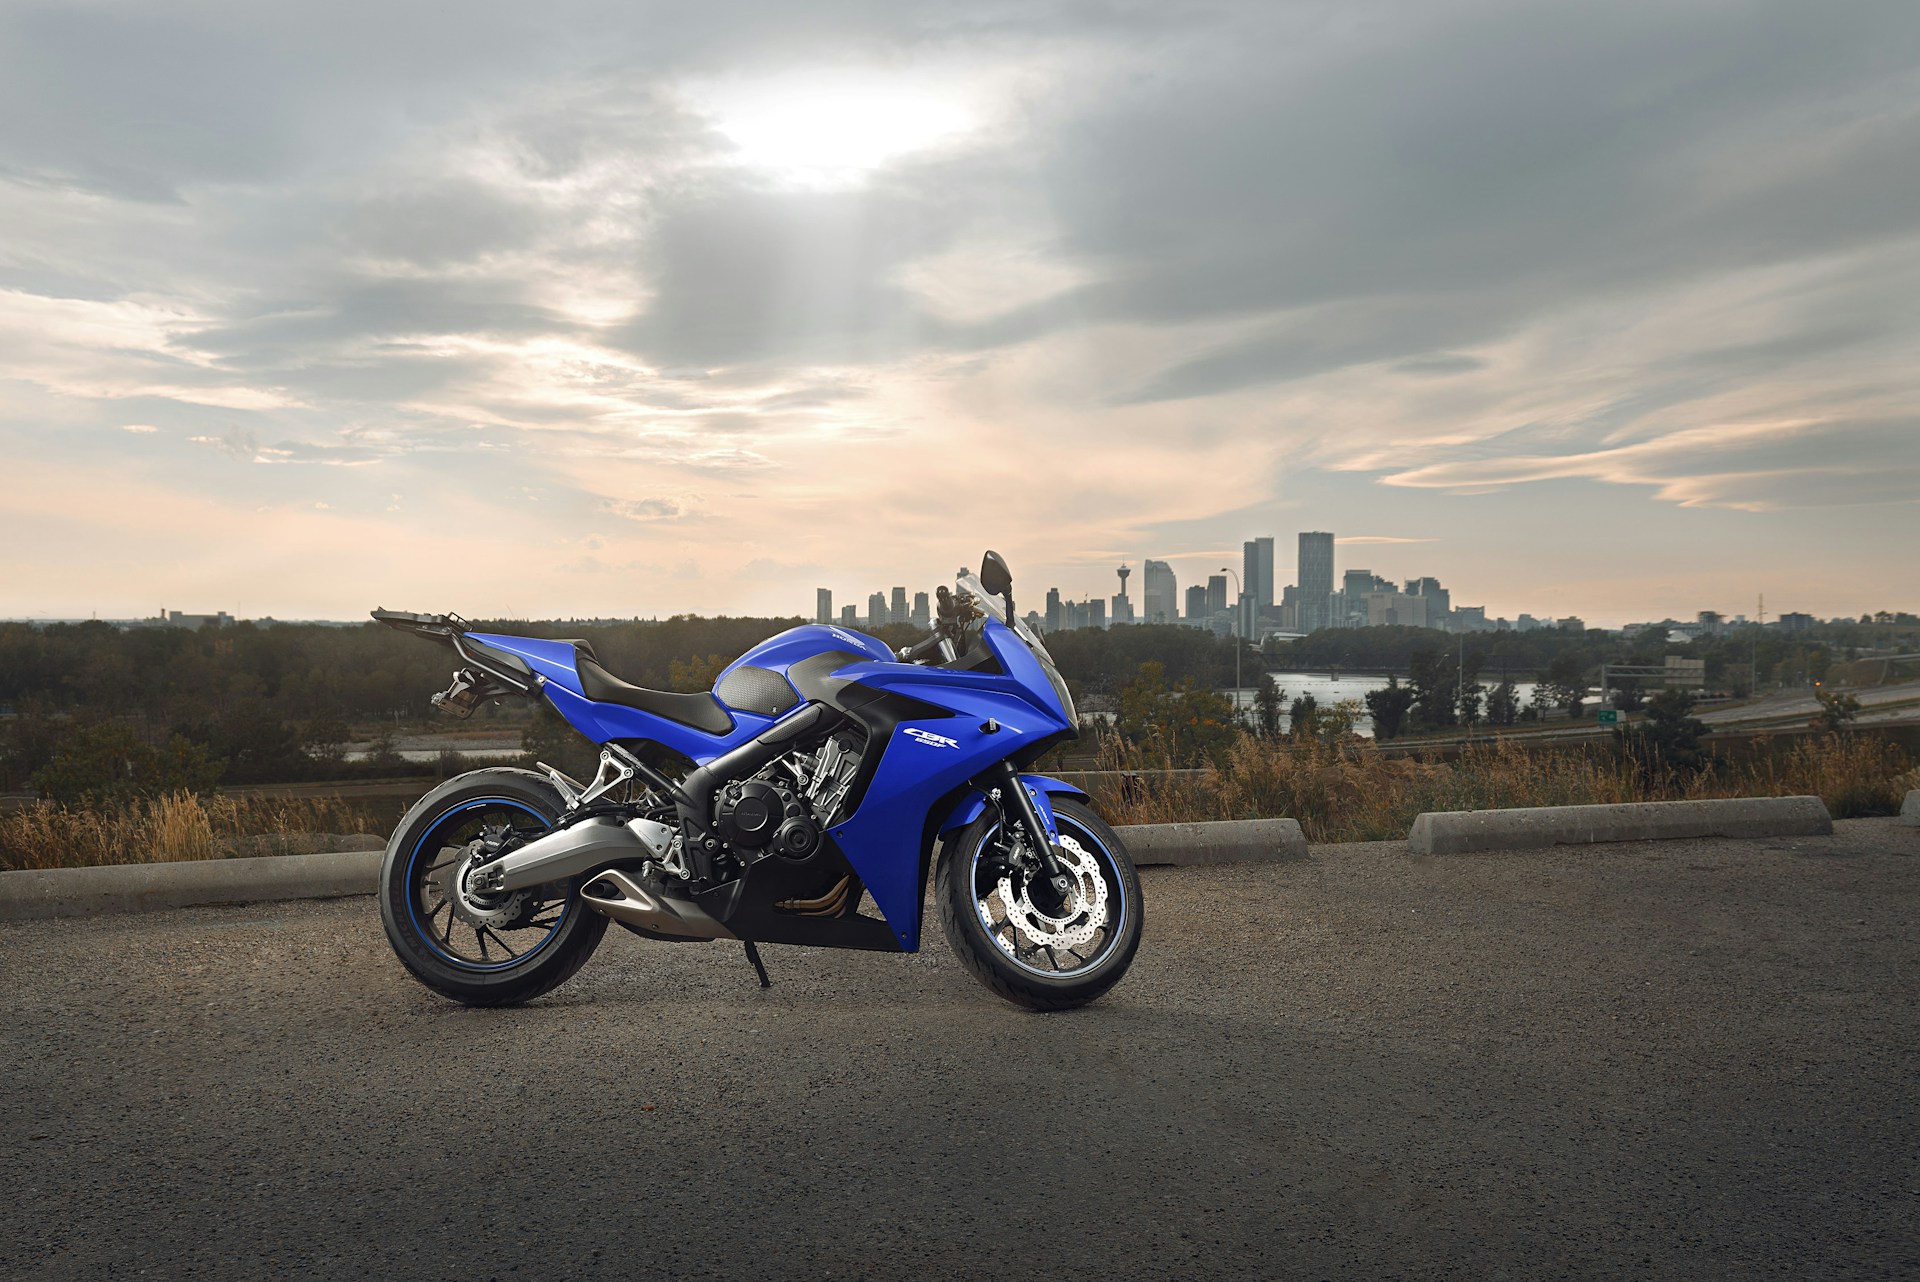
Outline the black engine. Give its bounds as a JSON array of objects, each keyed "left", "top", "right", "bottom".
[{"left": 714, "top": 777, "right": 821, "bottom": 860}]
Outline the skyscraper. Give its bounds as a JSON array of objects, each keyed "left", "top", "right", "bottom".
[
  {"left": 1045, "top": 587, "right": 1062, "bottom": 633},
  {"left": 912, "top": 592, "right": 930, "bottom": 627},
  {"left": 1206, "top": 575, "right": 1228, "bottom": 615},
  {"left": 1184, "top": 583, "right": 1207, "bottom": 621},
  {"left": 889, "top": 586, "right": 907, "bottom": 625},
  {"left": 1404, "top": 576, "right": 1451, "bottom": 623},
  {"left": 1243, "top": 538, "right": 1275, "bottom": 613},
  {"left": 1142, "top": 559, "right": 1178, "bottom": 623},
  {"left": 840, "top": 604, "right": 856, "bottom": 627},
  {"left": 868, "top": 592, "right": 889, "bottom": 628},
  {"left": 815, "top": 588, "right": 832, "bottom": 624},
  {"left": 1297, "top": 531, "right": 1335, "bottom": 632},
  {"left": 1110, "top": 565, "right": 1134, "bottom": 625}
]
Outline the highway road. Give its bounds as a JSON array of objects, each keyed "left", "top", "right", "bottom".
[
  {"left": 4, "top": 820, "right": 1917, "bottom": 1280},
  {"left": 1695, "top": 679, "right": 1920, "bottom": 729}
]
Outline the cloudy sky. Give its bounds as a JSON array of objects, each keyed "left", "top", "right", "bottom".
[{"left": 3, "top": 0, "right": 1917, "bottom": 626}]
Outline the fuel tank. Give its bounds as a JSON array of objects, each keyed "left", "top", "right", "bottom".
[{"left": 709, "top": 624, "right": 896, "bottom": 717}]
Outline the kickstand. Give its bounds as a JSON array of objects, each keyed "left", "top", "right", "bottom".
[{"left": 742, "top": 940, "right": 771, "bottom": 989}]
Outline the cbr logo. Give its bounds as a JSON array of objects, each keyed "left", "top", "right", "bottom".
[{"left": 903, "top": 727, "right": 960, "bottom": 749}]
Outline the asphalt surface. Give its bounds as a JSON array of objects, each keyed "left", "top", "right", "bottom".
[{"left": 4, "top": 822, "right": 1917, "bottom": 1281}]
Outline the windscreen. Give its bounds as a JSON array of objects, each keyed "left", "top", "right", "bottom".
[
  {"left": 957, "top": 571, "right": 1046, "bottom": 652},
  {"left": 958, "top": 569, "right": 1077, "bottom": 726}
]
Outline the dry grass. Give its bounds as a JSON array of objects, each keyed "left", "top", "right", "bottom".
[
  {"left": 3, "top": 733, "right": 1907, "bottom": 870},
  {"left": 0, "top": 793, "right": 385, "bottom": 872},
  {"left": 1091, "top": 731, "right": 1913, "bottom": 842}
]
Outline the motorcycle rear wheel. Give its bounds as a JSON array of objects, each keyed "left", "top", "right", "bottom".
[
  {"left": 936, "top": 797, "right": 1143, "bottom": 1011},
  {"left": 378, "top": 768, "right": 606, "bottom": 1006}
]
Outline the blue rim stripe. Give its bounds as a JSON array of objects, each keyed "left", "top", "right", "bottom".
[{"left": 406, "top": 798, "right": 569, "bottom": 972}]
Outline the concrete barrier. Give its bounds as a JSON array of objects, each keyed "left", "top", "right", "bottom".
[
  {"left": 0, "top": 849, "right": 385, "bottom": 922},
  {"left": 1407, "top": 796, "right": 1833, "bottom": 856},
  {"left": 1122, "top": 818, "right": 1308, "bottom": 867},
  {"left": 1902, "top": 789, "right": 1920, "bottom": 827},
  {"left": 1, "top": 817, "right": 1318, "bottom": 920}
]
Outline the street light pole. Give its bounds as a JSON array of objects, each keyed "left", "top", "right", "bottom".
[{"left": 1221, "top": 566, "right": 1243, "bottom": 719}]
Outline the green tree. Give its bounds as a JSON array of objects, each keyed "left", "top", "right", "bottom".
[
  {"left": 668, "top": 653, "right": 730, "bottom": 693},
  {"left": 302, "top": 714, "right": 352, "bottom": 768},
  {"left": 31, "top": 721, "right": 222, "bottom": 806},
  {"left": 1485, "top": 678, "right": 1520, "bottom": 726},
  {"left": 1287, "top": 692, "right": 1318, "bottom": 740},
  {"left": 1364, "top": 677, "right": 1415, "bottom": 740},
  {"left": 1814, "top": 689, "right": 1861, "bottom": 732},
  {"left": 1407, "top": 648, "right": 1456, "bottom": 729},
  {"left": 1116, "top": 661, "right": 1238, "bottom": 765},
  {"left": 1458, "top": 682, "right": 1484, "bottom": 727},
  {"left": 1544, "top": 652, "right": 1590, "bottom": 718},
  {"left": 1615, "top": 689, "right": 1711, "bottom": 778},
  {"left": 1252, "top": 674, "right": 1285, "bottom": 740},
  {"left": 519, "top": 706, "right": 598, "bottom": 781}
]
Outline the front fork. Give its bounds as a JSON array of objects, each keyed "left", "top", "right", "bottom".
[{"left": 981, "top": 761, "right": 1076, "bottom": 902}]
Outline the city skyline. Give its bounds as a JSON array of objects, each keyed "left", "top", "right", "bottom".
[
  {"left": 806, "top": 522, "right": 1888, "bottom": 639},
  {"left": 4, "top": 5, "right": 1917, "bottom": 627}
]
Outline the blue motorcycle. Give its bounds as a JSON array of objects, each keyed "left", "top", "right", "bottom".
[{"left": 372, "top": 551, "right": 1142, "bottom": 1010}]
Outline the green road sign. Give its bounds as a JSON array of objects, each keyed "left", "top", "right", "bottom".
[{"left": 1596, "top": 708, "right": 1620, "bottom": 725}]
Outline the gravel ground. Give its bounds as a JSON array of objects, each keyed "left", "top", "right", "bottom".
[{"left": 3, "top": 819, "right": 1916, "bottom": 1281}]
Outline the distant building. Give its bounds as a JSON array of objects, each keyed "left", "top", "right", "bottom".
[
  {"left": 1243, "top": 538, "right": 1275, "bottom": 614},
  {"left": 1142, "top": 559, "right": 1178, "bottom": 624},
  {"left": 840, "top": 605, "right": 857, "bottom": 627},
  {"left": 161, "top": 609, "right": 234, "bottom": 631},
  {"left": 1360, "top": 591, "right": 1430, "bottom": 628},
  {"left": 1110, "top": 565, "right": 1134, "bottom": 626},
  {"left": 1697, "top": 610, "right": 1723, "bottom": 636},
  {"left": 1184, "top": 583, "right": 1207, "bottom": 622},
  {"left": 1296, "top": 532, "right": 1334, "bottom": 632},
  {"left": 1452, "top": 605, "right": 1490, "bottom": 632},
  {"left": 912, "top": 592, "right": 930, "bottom": 627},
  {"left": 815, "top": 589, "right": 832, "bottom": 624},
  {"left": 1404, "top": 577, "right": 1451, "bottom": 627},
  {"left": 1556, "top": 615, "right": 1586, "bottom": 632},
  {"left": 1779, "top": 612, "right": 1815, "bottom": 632},
  {"left": 1206, "top": 575, "right": 1228, "bottom": 615},
  {"left": 889, "top": 587, "right": 907, "bottom": 626},
  {"left": 1045, "top": 587, "right": 1063, "bottom": 633},
  {"left": 1087, "top": 599, "right": 1106, "bottom": 630},
  {"left": 868, "top": 592, "right": 889, "bottom": 628}
]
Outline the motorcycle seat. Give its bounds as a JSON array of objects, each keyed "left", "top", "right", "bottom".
[{"left": 576, "top": 655, "right": 736, "bottom": 735}]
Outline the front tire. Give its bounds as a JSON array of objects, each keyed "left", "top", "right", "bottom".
[
  {"left": 378, "top": 768, "right": 607, "bottom": 1006},
  {"left": 936, "top": 797, "right": 1143, "bottom": 1011}
]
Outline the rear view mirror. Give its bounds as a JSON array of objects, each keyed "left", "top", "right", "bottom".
[{"left": 979, "top": 550, "right": 1013, "bottom": 596}]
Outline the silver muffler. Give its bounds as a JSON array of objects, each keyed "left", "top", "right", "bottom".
[
  {"left": 485, "top": 816, "right": 674, "bottom": 893},
  {"left": 577, "top": 868, "right": 734, "bottom": 940}
]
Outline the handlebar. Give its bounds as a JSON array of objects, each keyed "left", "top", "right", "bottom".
[{"left": 898, "top": 632, "right": 947, "bottom": 663}]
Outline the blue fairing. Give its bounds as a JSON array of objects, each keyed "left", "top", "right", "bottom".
[
  {"left": 824, "top": 624, "right": 1075, "bottom": 950},
  {"left": 466, "top": 618, "right": 1081, "bottom": 951}
]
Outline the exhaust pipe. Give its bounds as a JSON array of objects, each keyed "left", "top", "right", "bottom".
[
  {"left": 485, "top": 816, "right": 674, "bottom": 893},
  {"left": 578, "top": 868, "right": 734, "bottom": 940}
]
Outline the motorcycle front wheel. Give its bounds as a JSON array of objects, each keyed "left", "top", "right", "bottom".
[
  {"left": 378, "top": 767, "right": 606, "bottom": 1006},
  {"left": 936, "top": 797, "right": 1143, "bottom": 1011}
]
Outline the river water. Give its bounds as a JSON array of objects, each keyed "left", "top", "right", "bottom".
[{"left": 1228, "top": 671, "right": 1542, "bottom": 738}]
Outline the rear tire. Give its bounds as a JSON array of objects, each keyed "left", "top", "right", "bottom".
[
  {"left": 936, "top": 797, "right": 1143, "bottom": 1011},
  {"left": 378, "top": 768, "right": 607, "bottom": 1007}
]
